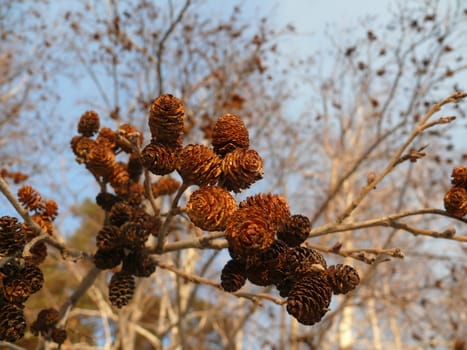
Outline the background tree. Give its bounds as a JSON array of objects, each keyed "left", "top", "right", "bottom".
[{"left": 0, "top": 1, "right": 466, "bottom": 349}]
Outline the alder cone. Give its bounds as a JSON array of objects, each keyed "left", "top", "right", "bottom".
[
  {"left": 187, "top": 186, "right": 237, "bottom": 231},
  {"left": 109, "top": 162, "right": 131, "bottom": 196},
  {"left": 17, "top": 185, "right": 43, "bottom": 212},
  {"left": 2, "top": 277, "right": 31, "bottom": 303},
  {"left": 109, "top": 202, "right": 133, "bottom": 227},
  {"left": 109, "top": 272, "right": 135, "bottom": 308},
  {"left": 22, "top": 263, "right": 44, "bottom": 294},
  {"left": 31, "top": 308, "right": 60, "bottom": 335},
  {"left": 212, "top": 113, "right": 249, "bottom": 157},
  {"left": 444, "top": 186, "right": 467, "bottom": 217},
  {"left": 0, "top": 216, "right": 25, "bottom": 257},
  {"left": 141, "top": 142, "right": 178, "bottom": 176},
  {"left": 277, "top": 214, "right": 311, "bottom": 247},
  {"left": 122, "top": 250, "right": 156, "bottom": 277},
  {"left": 116, "top": 123, "right": 143, "bottom": 153},
  {"left": 152, "top": 176, "right": 181, "bottom": 198},
  {"left": 86, "top": 143, "right": 115, "bottom": 178},
  {"left": 96, "top": 225, "right": 120, "bottom": 250},
  {"left": 78, "top": 110, "right": 100, "bottom": 137},
  {"left": 326, "top": 264, "right": 360, "bottom": 295},
  {"left": 25, "top": 241, "right": 48, "bottom": 266},
  {"left": 240, "top": 193, "right": 290, "bottom": 230},
  {"left": 225, "top": 206, "right": 275, "bottom": 260},
  {"left": 96, "top": 192, "right": 120, "bottom": 211},
  {"left": 284, "top": 246, "right": 327, "bottom": 277},
  {"left": 51, "top": 328, "right": 68, "bottom": 345},
  {"left": 97, "top": 127, "right": 117, "bottom": 150},
  {"left": 0, "top": 302, "right": 26, "bottom": 342},
  {"left": 220, "top": 259, "right": 247, "bottom": 292},
  {"left": 219, "top": 148, "right": 264, "bottom": 193},
  {"left": 120, "top": 222, "right": 150, "bottom": 250},
  {"left": 149, "top": 94, "right": 185, "bottom": 146},
  {"left": 451, "top": 166, "right": 467, "bottom": 188},
  {"left": 177, "top": 144, "right": 222, "bottom": 186},
  {"left": 71, "top": 136, "right": 96, "bottom": 163},
  {"left": 94, "top": 248, "right": 123, "bottom": 270}
]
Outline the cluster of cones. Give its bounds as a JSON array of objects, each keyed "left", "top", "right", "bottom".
[{"left": 443, "top": 166, "right": 467, "bottom": 217}]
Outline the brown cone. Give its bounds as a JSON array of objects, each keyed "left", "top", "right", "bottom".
[
  {"left": 120, "top": 222, "right": 149, "bottom": 250},
  {"left": 17, "top": 185, "right": 43, "bottom": 212},
  {"left": 240, "top": 193, "right": 290, "bottom": 230},
  {"left": 451, "top": 166, "right": 467, "bottom": 188},
  {"left": 96, "top": 225, "right": 121, "bottom": 250},
  {"left": 94, "top": 248, "right": 123, "bottom": 270},
  {"left": 141, "top": 142, "right": 179, "bottom": 176},
  {"left": 96, "top": 192, "right": 120, "bottom": 211},
  {"left": 71, "top": 136, "right": 96, "bottom": 163},
  {"left": 219, "top": 149, "right": 263, "bottom": 193},
  {"left": 221, "top": 259, "right": 247, "bottom": 292},
  {"left": 286, "top": 273, "right": 332, "bottom": 325},
  {"left": 108, "top": 162, "right": 131, "bottom": 195},
  {"left": 116, "top": 123, "right": 143, "bottom": 153},
  {"left": 149, "top": 94, "right": 185, "bottom": 146},
  {"left": 177, "top": 144, "right": 222, "bottom": 186},
  {"left": 444, "top": 186, "right": 467, "bottom": 217},
  {"left": 277, "top": 214, "right": 311, "bottom": 247},
  {"left": 22, "top": 263, "right": 44, "bottom": 294},
  {"left": 0, "top": 302, "right": 26, "bottom": 342},
  {"left": 51, "top": 328, "right": 68, "bottom": 344},
  {"left": 212, "top": 113, "right": 249, "bottom": 157},
  {"left": 122, "top": 250, "right": 156, "bottom": 277},
  {"left": 152, "top": 176, "right": 181, "bottom": 197},
  {"left": 109, "top": 202, "right": 133, "bottom": 227},
  {"left": 326, "top": 264, "right": 360, "bottom": 295},
  {"left": 24, "top": 241, "right": 48, "bottom": 265},
  {"left": 78, "top": 110, "right": 100, "bottom": 137},
  {"left": 0, "top": 216, "right": 26, "bottom": 257},
  {"left": 109, "top": 272, "right": 135, "bottom": 308},
  {"left": 187, "top": 186, "right": 237, "bottom": 231},
  {"left": 86, "top": 142, "right": 115, "bottom": 178}
]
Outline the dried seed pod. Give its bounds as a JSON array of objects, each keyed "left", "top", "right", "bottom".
[
  {"left": 0, "top": 216, "right": 25, "bottom": 257},
  {"left": 2, "top": 277, "right": 31, "bottom": 303},
  {"left": 94, "top": 248, "right": 123, "bottom": 270},
  {"left": 78, "top": 110, "right": 100, "bottom": 137},
  {"left": 109, "top": 201, "right": 133, "bottom": 227},
  {"left": 96, "top": 192, "right": 120, "bottom": 211},
  {"left": 86, "top": 142, "right": 115, "bottom": 178},
  {"left": 0, "top": 302, "right": 26, "bottom": 342},
  {"left": 225, "top": 206, "right": 275, "bottom": 260},
  {"left": 96, "top": 225, "right": 120, "bottom": 250},
  {"left": 109, "top": 272, "right": 135, "bottom": 308},
  {"left": 152, "top": 176, "right": 181, "bottom": 197},
  {"left": 128, "top": 152, "right": 143, "bottom": 181},
  {"left": 212, "top": 113, "right": 249, "bottom": 157},
  {"left": 30, "top": 308, "right": 60, "bottom": 335},
  {"left": 25, "top": 241, "right": 48, "bottom": 265},
  {"left": 120, "top": 222, "right": 149, "bottom": 250},
  {"left": 109, "top": 162, "right": 131, "bottom": 195},
  {"left": 116, "top": 123, "right": 143, "bottom": 153},
  {"left": 444, "top": 186, "right": 467, "bottom": 217},
  {"left": 149, "top": 94, "right": 185, "bottom": 146},
  {"left": 187, "top": 186, "right": 237, "bottom": 231},
  {"left": 286, "top": 273, "right": 332, "bottom": 325},
  {"left": 277, "top": 214, "right": 311, "bottom": 247},
  {"left": 22, "top": 263, "right": 44, "bottom": 294},
  {"left": 122, "top": 250, "right": 156, "bottom": 277},
  {"left": 71, "top": 136, "right": 96, "bottom": 163},
  {"left": 17, "top": 185, "right": 43, "bottom": 212},
  {"left": 282, "top": 246, "right": 327, "bottom": 284},
  {"left": 326, "top": 264, "right": 360, "bottom": 295},
  {"left": 451, "top": 166, "right": 467, "bottom": 188},
  {"left": 177, "top": 144, "right": 222, "bottom": 186},
  {"left": 239, "top": 193, "right": 290, "bottom": 230},
  {"left": 219, "top": 149, "right": 263, "bottom": 193},
  {"left": 221, "top": 259, "right": 247, "bottom": 292},
  {"left": 51, "top": 328, "right": 67, "bottom": 345},
  {"left": 141, "top": 142, "right": 178, "bottom": 176}
]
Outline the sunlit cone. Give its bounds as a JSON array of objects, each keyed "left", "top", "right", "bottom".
[
  {"left": 71, "top": 136, "right": 96, "bottom": 163},
  {"left": 218, "top": 148, "right": 263, "bottom": 193},
  {"left": 51, "top": 328, "right": 67, "bottom": 345},
  {"left": 2, "top": 276, "right": 31, "bottom": 303},
  {"left": 42, "top": 200, "right": 59, "bottom": 221},
  {"left": 22, "top": 263, "right": 44, "bottom": 294},
  {"left": 126, "top": 183, "right": 145, "bottom": 206},
  {"left": 31, "top": 213, "right": 53, "bottom": 234},
  {"left": 240, "top": 193, "right": 290, "bottom": 230},
  {"left": 212, "top": 113, "right": 250, "bottom": 157},
  {"left": 221, "top": 259, "right": 247, "bottom": 292},
  {"left": 96, "top": 225, "right": 120, "bottom": 250},
  {"left": 187, "top": 186, "right": 237, "bottom": 231},
  {"left": 0, "top": 216, "right": 26, "bottom": 257},
  {"left": 443, "top": 186, "right": 467, "bottom": 217},
  {"left": 177, "top": 144, "right": 222, "bottom": 186},
  {"left": 277, "top": 214, "right": 311, "bottom": 247},
  {"left": 86, "top": 142, "right": 115, "bottom": 179},
  {"left": 152, "top": 176, "right": 181, "bottom": 198},
  {"left": 94, "top": 248, "right": 123, "bottom": 270},
  {"left": 326, "top": 264, "right": 360, "bottom": 295},
  {"left": 116, "top": 123, "right": 143, "bottom": 153},
  {"left": 225, "top": 206, "right": 275, "bottom": 260},
  {"left": 284, "top": 246, "right": 328, "bottom": 278},
  {"left": 0, "top": 302, "right": 26, "bottom": 342},
  {"left": 149, "top": 94, "right": 185, "bottom": 146},
  {"left": 122, "top": 250, "right": 156, "bottom": 277},
  {"left": 120, "top": 222, "right": 149, "bottom": 250},
  {"left": 97, "top": 127, "right": 117, "bottom": 150},
  {"left": 109, "top": 162, "right": 131, "bottom": 196},
  {"left": 96, "top": 192, "right": 120, "bottom": 211},
  {"left": 141, "top": 142, "right": 178, "bottom": 176},
  {"left": 25, "top": 241, "right": 48, "bottom": 265},
  {"left": 109, "top": 272, "right": 135, "bottom": 308},
  {"left": 17, "top": 185, "right": 43, "bottom": 212},
  {"left": 77, "top": 110, "right": 100, "bottom": 137},
  {"left": 286, "top": 272, "right": 332, "bottom": 325},
  {"left": 128, "top": 152, "right": 143, "bottom": 181},
  {"left": 451, "top": 166, "right": 467, "bottom": 188}
]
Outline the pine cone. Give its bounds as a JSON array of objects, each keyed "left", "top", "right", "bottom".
[
  {"left": 71, "top": 136, "right": 96, "bottom": 163},
  {"left": 0, "top": 216, "right": 25, "bottom": 257},
  {"left": 141, "top": 142, "right": 178, "bottom": 176},
  {"left": 109, "top": 202, "right": 133, "bottom": 227},
  {"left": 451, "top": 166, "right": 467, "bottom": 188},
  {"left": 94, "top": 248, "right": 123, "bottom": 270},
  {"left": 149, "top": 94, "right": 185, "bottom": 147},
  {"left": 77, "top": 110, "right": 100, "bottom": 137},
  {"left": 17, "top": 185, "right": 43, "bottom": 212},
  {"left": 211, "top": 113, "right": 249, "bottom": 157},
  {"left": 187, "top": 186, "right": 237, "bottom": 231},
  {"left": 284, "top": 246, "right": 328, "bottom": 277},
  {"left": 96, "top": 225, "right": 121, "bottom": 250},
  {"left": 152, "top": 176, "right": 181, "bottom": 197},
  {"left": 177, "top": 144, "right": 221, "bottom": 186},
  {"left": 122, "top": 250, "right": 156, "bottom": 277},
  {"left": 218, "top": 149, "right": 263, "bottom": 193},
  {"left": 444, "top": 186, "right": 467, "bottom": 217},
  {"left": 286, "top": 273, "right": 332, "bottom": 325},
  {"left": 221, "top": 259, "right": 247, "bottom": 292},
  {"left": 109, "top": 272, "right": 135, "bottom": 308},
  {"left": 277, "top": 214, "right": 311, "bottom": 247},
  {"left": 24, "top": 241, "right": 48, "bottom": 265},
  {"left": 0, "top": 302, "right": 26, "bottom": 342},
  {"left": 86, "top": 142, "right": 115, "bottom": 178},
  {"left": 109, "top": 162, "right": 131, "bottom": 195},
  {"left": 239, "top": 193, "right": 290, "bottom": 230},
  {"left": 326, "top": 264, "right": 360, "bottom": 295},
  {"left": 120, "top": 222, "right": 149, "bottom": 250},
  {"left": 51, "top": 327, "right": 67, "bottom": 344},
  {"left": 22, "top": 263, "right": 44, "bottom": 294},
  {"left": 96, "top": 192, "right": 120, "bottom": 211},
  {"left": 116, "top": 123, "right": 143, "bottom": 153},
  {"left": 225, "top": 206, "right": 275, "bottom": 260}
]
